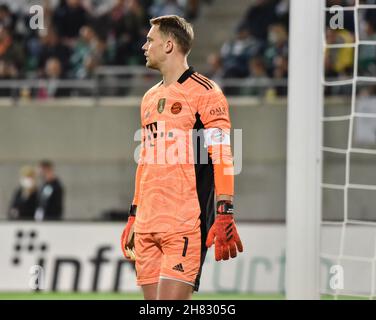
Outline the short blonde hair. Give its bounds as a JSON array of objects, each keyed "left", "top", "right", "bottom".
[
  {"left": 150, "top": 15, "right": 194, "bottom": 55},
  {"left": 20, "top": 165, "right": 36, "bottom": 178}
]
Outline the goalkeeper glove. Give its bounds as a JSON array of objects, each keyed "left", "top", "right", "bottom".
[
  {"left": 206, "top": 201, "right": 243, "bottom": 261},
  {"left": 121, "top": 204, "right": 137, "bottom": 261}
]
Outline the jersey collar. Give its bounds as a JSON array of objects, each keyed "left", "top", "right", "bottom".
[{"left": 177, "top": 66, "right": 195, "bottom": 84}]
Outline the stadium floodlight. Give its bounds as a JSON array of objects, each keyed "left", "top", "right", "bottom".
[{"left": 286, "top": 0, "right": 324, "bottom": 300}]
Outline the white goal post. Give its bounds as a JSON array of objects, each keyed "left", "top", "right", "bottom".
[{"left": 286, "top": 0, "right": 324, "bottom": 300}]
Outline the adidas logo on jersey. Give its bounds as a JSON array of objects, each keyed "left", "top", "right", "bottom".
[{"left": 172, "top": 263, "right": 184, "bottom": 272}]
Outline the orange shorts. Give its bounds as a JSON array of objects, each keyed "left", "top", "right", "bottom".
[{"left": 134, "top": 222, "right": 202, "bottom": 288}]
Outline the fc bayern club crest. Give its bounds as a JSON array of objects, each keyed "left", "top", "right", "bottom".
[
  {"left": 171, "top": 102, "right": 182, "bottom": 114},
  {"left": 157, "top": 98, "right": 166, "bottom": 113}
]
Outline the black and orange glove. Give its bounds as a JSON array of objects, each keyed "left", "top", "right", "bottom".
[
  {"left": 120, "top": 204, "right": 137, "bottom": 261},
  {"left": 206, "top": 201, "right": 243, "bottom": 261}
]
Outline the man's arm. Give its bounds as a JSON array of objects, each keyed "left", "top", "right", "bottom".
[
  {"left": 198, "top": 87, "right": 243, "bottom": 261},
  {"left": 121, "top": 124, "right": 146, "bottom": 261},
  {"left": 132, "top": 118, "right": 147, "bottom": 204},
  {"left": 132, "top": 161, "right": 144, "bottom": 207}
]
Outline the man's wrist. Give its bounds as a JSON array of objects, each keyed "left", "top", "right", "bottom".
[
  {"left": 129, "top": 204, "right": 137, "bottom": 217},
  {"left": 216, "top": 194, "right": 233, "bottom": 202},
  {"left": 216, "top": 200, "right": 233, "bottom": 215}
]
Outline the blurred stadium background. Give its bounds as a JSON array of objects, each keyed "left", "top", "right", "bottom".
[{"left": 0, "top": 0, "right": 375, "bottom": 299}]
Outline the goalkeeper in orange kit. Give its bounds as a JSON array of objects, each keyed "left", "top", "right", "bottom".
[{"left": 121, "top": 15, "right": 243, "bottom": 300}]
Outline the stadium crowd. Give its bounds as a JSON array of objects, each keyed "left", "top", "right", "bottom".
[
  {"left": 207, "top": 0, "right": 376, "bottom": 96},
  {"left": 0, "top": 0, "right": 375, "bottom": 97},
  {"left": 0, "top": 0, "right": 209, "bottom": 97},
  {"left": 206, "top": 0, "right": 289, "bottom": 96}
]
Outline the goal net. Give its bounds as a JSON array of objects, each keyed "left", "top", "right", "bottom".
[{"left": 320, "top": 0, "right": 376, "bottom": 299}]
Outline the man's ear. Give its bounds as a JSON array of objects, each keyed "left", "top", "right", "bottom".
[{"left": 165, "top": 40, "right": 173, "bottom": 54}]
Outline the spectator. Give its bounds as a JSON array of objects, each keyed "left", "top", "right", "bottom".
[
  {"left": 249, "top": 56, "right": 268, "bottom": 78},
  {"left": 239, "top": 0, "right": 278, "bottom": 41},
  {"left": 183, "top": 0, "right": 213, "bottom": 20},
  {"left": 0, "top": 26, "right": 24, "bottom": 73},
  {"left": 37, "top": 28, "right": 71, "bottom": 77},
  {"left": 0, "top": 4, "right": 15, "bottom": 30},
  {"left": 275, "top": 0, "right": 289, "bottom": 30},
  {"left": 272, "top": 55, "right": 288, "bottom": 96},
  {"left": 82, "top": 0, "right": 116, "bottom": 41},
  {"left": 364, "top": 2, "right": 376, "bottom": 32},
  {"left": 241, "top": 56, "right": 271, "bottom": 96},
  {"left": 0, "top": 0, "right": 210, "bottom": 85},
  {"left": 70, "top": 25, "right": 105, "bottom": 79},
  {"left": 108, "top": 0, "right": 147, "bottom": 37},
  {"left": 149, "top": 0, "right": 184, "bottom": 18},
  {"left": 264, "top": 23, "right": 288, "bottom": 77},
  {"left": 325, "top": 27, "right": 354, "bottom": 77},
  {"left": 0, "top": 25, "right": 23, "bottom": 96},
  {"left": 324, "top": 26, "right": 355, "bottom": 96},
  {"left": 220, "top": 24, "right": 264, "bottom": 79},
  {"left": 35, "top": 160, "right": 65, "bottom": 221},
  {"left": 106, "top": 0, "right": 148, "bottom": 65},
  {"left": 358, "top": 20, "right": 376, "bottom": 77},
  {"left": 8, "top": 166, "right": 38, "bottom": 220},
  {"left": 82, "top": 0, "right": 116, "bottom": 18},
  {"left": 0, "top": 59, "right": 18, "bottom": 96},
  {"left": 35, "top": 57, "right": 71, "bottom": 98},
  {"left": 53, "top": 0, "right": 89, "bottom": 47}
]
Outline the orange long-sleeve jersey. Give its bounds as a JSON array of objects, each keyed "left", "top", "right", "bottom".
[{"left": 133, "top": 67, "right": 234, "bottom": 233}]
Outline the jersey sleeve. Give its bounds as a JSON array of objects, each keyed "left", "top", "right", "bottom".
[
  {"left": 198, "top": 88, "right": 231, "bottom": 130},
  {"left": 197, "top": 89, "right": 234, "bottom": 197}
]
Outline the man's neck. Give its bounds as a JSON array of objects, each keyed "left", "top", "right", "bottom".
[{"left": 160, "top": 59, "right": 189, "bottom": 86}]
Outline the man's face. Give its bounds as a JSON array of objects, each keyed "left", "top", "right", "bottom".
[
  {"left": 45, "top": 58, "right": 61, "bottom": 78},
  {"left": 67, "top": 0, "right": 81, "bottom": 8},
  {"left": 142, "top": 25, "right": 168, "bottom": 70},
  {"left": 38, "top": 166, "right": 48, "bottom": 181}
]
